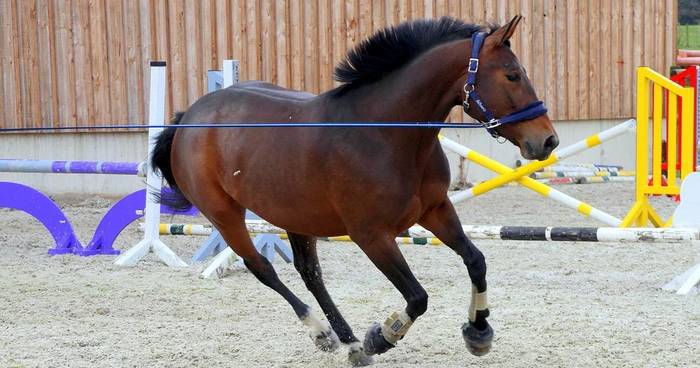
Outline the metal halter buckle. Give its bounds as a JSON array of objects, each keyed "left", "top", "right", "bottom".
[
  {"left": 482, "top": 119, "right": 501, "bottom": 129},
  {"left": 467, "top": 58, "right": 479, "bottom": 73}
]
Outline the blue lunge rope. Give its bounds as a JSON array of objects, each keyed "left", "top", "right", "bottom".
[{"left": 0, "top": 122, "right": 493, "bottom": 133}]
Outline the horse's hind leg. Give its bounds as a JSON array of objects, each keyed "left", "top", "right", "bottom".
[
  {"left": 349, "top": 231, "right": 428, "bottom": 357},
  {"left": 206, "top": 203, "right": 336, "bottom": 353},
  {"left": 287, "top": 232, "right": 373, "bottom": 366},
  {"left": 418, "top": 200, "right": 493, "bottom": 356}
]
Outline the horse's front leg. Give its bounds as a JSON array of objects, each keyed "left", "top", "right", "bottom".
[
  {"left": 349, "top": 231, "right": 429, "bottom": 357},
  {"left": 419, "top": 200, "right": 494, "bottom": 356}
]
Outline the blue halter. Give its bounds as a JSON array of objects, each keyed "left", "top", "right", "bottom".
[{"left": 462, "top": 32, "right": 548, "bottom": 138}]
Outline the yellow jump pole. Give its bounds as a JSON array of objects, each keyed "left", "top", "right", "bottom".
[
  {"left": 439, "top": 135, "right": 624, "bottom": 226},
  {"left": 447, "top": 119, "right": 637, "bottom": 206}
]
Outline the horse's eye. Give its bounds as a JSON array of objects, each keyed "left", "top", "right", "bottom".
[{"left": 506, "top": 73, "right": 520, "bottom": 82}]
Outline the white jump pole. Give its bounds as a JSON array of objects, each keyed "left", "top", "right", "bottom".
[{"left": 114, "top": 61, "right": 188, "bottom": 268}]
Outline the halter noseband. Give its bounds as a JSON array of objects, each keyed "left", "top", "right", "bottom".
[{"left": 462, "top": 32, "right": 548, "bottom": 138}]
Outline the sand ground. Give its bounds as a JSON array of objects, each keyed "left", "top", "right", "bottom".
[{"left": 1, "top": 182, "right": 699, "bottom": 367}]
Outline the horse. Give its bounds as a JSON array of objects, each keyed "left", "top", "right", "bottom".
[{"left": 152, "top": 15, "right": 558, "bottom": 366}]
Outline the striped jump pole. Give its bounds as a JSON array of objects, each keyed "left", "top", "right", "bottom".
[
  {"left": 446, "top": 119, "right": 637, "bottom": 208},
  {"left": 539, "top": 163, "right": 623, "bottom": 172},
  {"left": 0, "top": 159, "right": 147, "bottom": 176},
  {"left": 152, "top": 223, "right": 444, "bottom": 246},
  {"left": 532, "top": 170, "right": 635, "bottom": 179},
  {"left": 156, "top": 220, "right": 698, "bottom": 244}
]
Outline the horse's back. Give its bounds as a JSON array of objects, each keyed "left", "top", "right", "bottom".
[{"left": 233, "top": 81, "right": 316, "bottom": 101}]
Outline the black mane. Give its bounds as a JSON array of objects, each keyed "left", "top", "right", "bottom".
[{"left": 331, "top": 17, "right": 495, "bottom": 97}]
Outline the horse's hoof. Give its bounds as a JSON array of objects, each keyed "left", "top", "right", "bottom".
[
  {"left": 348, "top": 342, "right": 374, "bottom": 366},
  {"left": 462, "top": 321, "right": 494, "bottom": 356},
  {"left": 311, "top": 327, "right": 340, "bottom": 352},
  {"left": 363, "top": 322, "right": 395, "bottom": 356}
]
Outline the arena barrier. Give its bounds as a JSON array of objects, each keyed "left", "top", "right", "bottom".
[{"left": 622, "top": 67, "right": 698, "bottom": 227}]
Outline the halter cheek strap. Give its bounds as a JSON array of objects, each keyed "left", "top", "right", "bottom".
[{"left": 462, "top": 32, "right": 548, "bottom": 138}]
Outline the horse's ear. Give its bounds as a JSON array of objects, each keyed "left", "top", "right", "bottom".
[{"left": 488, "top": 15, "right": 522, "bottom": 47}]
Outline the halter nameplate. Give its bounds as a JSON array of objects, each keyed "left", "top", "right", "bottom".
[{"left": 462, "top": 32, "right": 548, "bottom": 138}]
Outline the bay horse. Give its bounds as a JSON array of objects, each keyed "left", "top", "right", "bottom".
[{"left": 152, "top": 15, "right": 558, "bottom": 366}]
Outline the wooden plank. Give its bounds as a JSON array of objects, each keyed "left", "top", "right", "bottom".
[
  {"left": 587, "top": 0, "right": 600, "bottom": 120},
  {"left": 565, "top": 0, "right": 578, "bottom": 119},
  {"left": 289, "top": 0, "right": 302, "bottom": 89},
  {"left": 551, "top": 0, "right": 565, "bottom": 120},
  {"left": 231, "top": 0, "right": 246, "bottom": 79},
  {"left": 276, "top": 0, "right": 290, "bottom": 88},
  {"left": 215, "top": 0, "right": 231, "bottom": 60},
  {"left": 139, "top": 0, "right": 154, "bottom": 123},
  {"left": 610, "top": 0, "right": 622, "bottom": 118},
  {"left": 665, "top": 0, "right": 676, "bottom": 75},
  {"left": 422, "top": 0, "right": 433, "bottom": 18},
  {"left": 632, "top": 0, "right": 643, "bottom": 117},
  {"left": 387, "top": 0, "right": 399, "bottom": 24},
  {"left": 245, "top": 0, "right": 261, "bottom": 80},
  {"left": 260, "top": 0, "right": 275, "bottom": 83},
  {"left": 303, "top": 1, "right": 319, "bottom": 92},
  {"left": 200, "top": 0, "right": 216, "bottom": 72},
  {"left": 497, "top": 0, "right": 507, "bottom": 24},
  {"left": 459, "top": 0, "right": 471, "bottom": 22},
  {"left": 88, "top": 0, "right": 110, "bottom": 125},
  {"left": 0, "top": 0, "right": 20, "bottom": 128},
  {"left": 654, "top": 0, "right": 664, "bottom": 73},
  {"left": 599, "top": 0, "right": 612, "bottom": 119},
  {"left": 71, "top": 0, "right": 95, "bottom": 126},
  {"left": 105, "top": 0, "right": 128, "bottom": 124},
  {"left": 17, "top": 0, "right": 42, "bottom": 127},
  {"left": 472, "top": 0, "right": 484, "bottom": 23},
  {"left": 518, "top": 0, "right": 531, "bottom": 86},
  {"left": 576, "top": 0, "right": 589, "bottom": 118},
  {"left": 371, "top": 0, "right": 384, "bottom": 30},
  {"left": 398, "top": 0, "right": 410, "bottom": 22},
  {"left": 123, "top": 0, "right": 144, "bottom": 125},
  {"left": 36, "top": 0, "right": 59, "bottom": 126},
  {"left": 54, "top": 0, "right": 77, "bottom": 126},
  {"left": 318, "top": 0, "right": 332, "bottom": 90},
  {"left": 359, "top": 0, "right": 371, "bottom": 39},
  {"left": 542, "top": 0, "right": 557, "bottom": 119},
  {"left": 154, "top": 0, "right": 172, "bottom": 117},
  {"left": 621, "top": 0, "right": 633, "bottom": 117},
  {"left": 184, "top": 0, "right": 202, "bottom": 103},
  {"left": 331, "top": 0, "right": 345, "bottom": 88},
  {"left": 412, "top": 0, "right": 424, "bottom": 19},
  {"left": 484, "top": 0, "right": 495, "bottom": 22},
  {"left": 169, "top": 0, "right": 188, "bottom": 111},
  {"left": 530, "top": 0, "right": 545, "bottom": 109},
  {"left": 435, "top": 0, "right": 446, "bottom": 17}
]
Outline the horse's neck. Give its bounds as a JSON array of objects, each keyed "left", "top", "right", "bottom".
[{"left": 335, "top": 39, "right": 469, "bottom": 123}]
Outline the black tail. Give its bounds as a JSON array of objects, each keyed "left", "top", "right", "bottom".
[{"left": 151, "top": 111, "right": 193, "bottom": 212}]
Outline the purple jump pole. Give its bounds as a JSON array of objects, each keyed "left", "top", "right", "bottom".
[
  {"left": 0, "top": 159, "right": 145, "bottom": 176},
  {"left": 83, "top": 188, "right": 198, "bottom": 256},
  {"left": 0, "top": 182, "right": 81, "bottom": 255}
]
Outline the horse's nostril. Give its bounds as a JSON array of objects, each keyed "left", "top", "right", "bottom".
[{"left": 544, "top": 135, "right": 559, "bottom": 152}]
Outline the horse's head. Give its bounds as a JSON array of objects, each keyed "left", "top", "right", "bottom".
[{"left": 461, "top": 15, "right": 558, "bottom": 161}]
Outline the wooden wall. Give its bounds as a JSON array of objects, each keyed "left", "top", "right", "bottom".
[{"left": 0, "top": 0, "right": 677, "bottom": 130}]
